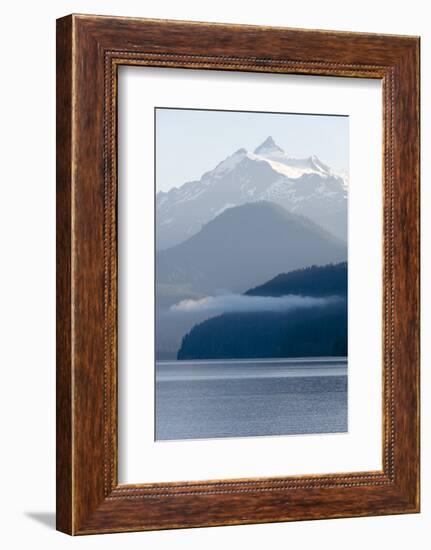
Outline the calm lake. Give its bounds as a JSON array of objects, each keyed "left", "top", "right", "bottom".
[{"left": 155, "top": 357, "right": 347, "bottom": 441}]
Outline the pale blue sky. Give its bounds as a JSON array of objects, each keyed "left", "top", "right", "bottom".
[{"left": 156, "top": 108, "right": 349, "bottom": 192}]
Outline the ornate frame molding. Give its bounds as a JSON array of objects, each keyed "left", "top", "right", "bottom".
[{"left": 57, "top": 15, "right": 419, "bottom": 534}]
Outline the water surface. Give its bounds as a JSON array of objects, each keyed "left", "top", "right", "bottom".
[{"left": 155, "top": 357, "right": 347, "bottom": 441}]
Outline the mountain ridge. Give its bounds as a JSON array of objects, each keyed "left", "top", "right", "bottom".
[
  {"left": 156, "top": 136, "right": 347, "bottom": 249},
  {"left": 246, "top": 261, "right": 348, "bottom": 297},
  {"left": 157, "top": 201, "right": 347, "bottom": 295}
]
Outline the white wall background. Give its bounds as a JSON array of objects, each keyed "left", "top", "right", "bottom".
[{"left": 0, "top": 0, "right": 427, "bottom": 548}]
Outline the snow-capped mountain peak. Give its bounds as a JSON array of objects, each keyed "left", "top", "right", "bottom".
[
  {"left": 200, "top": 137, "right": 334, "bottom": 182},
  {"left": 253, "top": 136, "right": 284, "bottom": 155},
  {"left": 250, "top": 140, "right": 332, "bottom": 180},
  {"left": 156, "top": 137, "right": 347, "bottom": 249},
  {"left": 211, "top": 147, "right": 247, "bottom": 177}
]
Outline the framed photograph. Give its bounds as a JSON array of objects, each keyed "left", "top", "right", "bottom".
[{"left": 56, "top": 14, "right": 420, "bottom": 535}]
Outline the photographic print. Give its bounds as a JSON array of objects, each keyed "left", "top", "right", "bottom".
[{"left": 155, "top": 107, "right": 348, "bottom": 441}]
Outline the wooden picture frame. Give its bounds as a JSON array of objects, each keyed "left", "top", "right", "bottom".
[{"left": 56, "top": 14, "right": 420, "bottom": 535}]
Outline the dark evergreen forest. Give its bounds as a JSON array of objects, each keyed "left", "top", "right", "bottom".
[{"left": 177, "top": 263, "right": 348, "bottom": 360}]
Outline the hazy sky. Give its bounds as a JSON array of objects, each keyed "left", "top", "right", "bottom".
[{"left": 156, "top": 108, "right": 349, "bottom": 193}]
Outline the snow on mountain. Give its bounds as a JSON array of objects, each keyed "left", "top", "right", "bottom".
[
  {"left": 253, "top": 135, "right": 284, "bottom": 155},
  {"left": 156, "top": 137, "right": 347, "bottom": 249},
  {"left": 212, "top": 148, "right": 248, "bottom": 176},
  {"left": 251, "top": 137, "right": 338, "bottom": 180}
]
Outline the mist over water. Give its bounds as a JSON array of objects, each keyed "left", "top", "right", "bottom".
[{"left": 170, "top": 293, "right": 337, "bottom": 315}]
